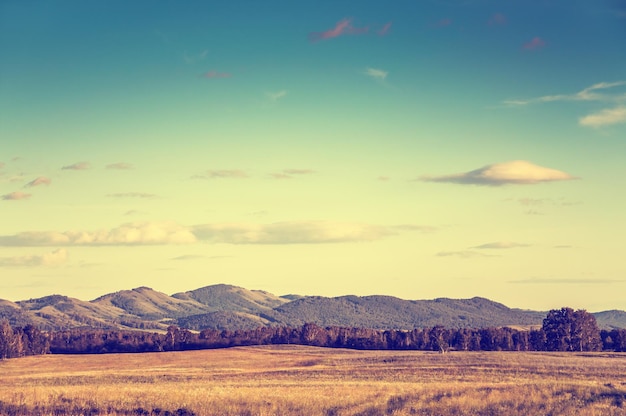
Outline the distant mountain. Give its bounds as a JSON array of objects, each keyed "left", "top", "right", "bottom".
[{"left": 1, "top": 284, "right": 624, "bottom": 331}]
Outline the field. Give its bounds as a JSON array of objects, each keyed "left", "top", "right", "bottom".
[{"left": 1, "top": 346, "right": 625, "bottom": 415}]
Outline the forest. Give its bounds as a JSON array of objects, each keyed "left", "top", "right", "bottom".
[{"left": 1, "top": 307, "right": 625, "bottom": 359}]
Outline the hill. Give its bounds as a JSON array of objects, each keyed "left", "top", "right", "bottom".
[{"left": 1, "top": 284, "right": 624, "bottom": 331}]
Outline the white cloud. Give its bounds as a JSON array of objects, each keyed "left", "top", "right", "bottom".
[
  {"left": 0, "top": 222, "right": 197, "bottom": 246},
  {"left": 267, "top": 90, "right": 287, "bottom": 101},
  {"left": 2, "top": 191, "right": 32, "bottom": 201},
  {"left": 0, "top": 249, "right": 68, "bottom": 267},
  {"left": 472, "top": 241, "right": 530, "bottom": 249},
  {"left": 505, "top": 81, "right": 626, "bottom": 106},
  {"left": 420, "top": 160, "right": 577, "bottom": 186},
  {"left": 0, "top": 221, "right": 432, "bottom": 247},
  {"left": 579, "top": 106, "right": 626, "bottom": 127},
  {"left": 192, "top": 221, "right": 395, "bottom": 244},
  {"left": 365, "top": 67, "right": 388, "bottom": 81}
]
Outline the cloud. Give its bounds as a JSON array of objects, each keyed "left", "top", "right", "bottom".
[
  {"left": 267, "top": 90, "right": 287, "bottom": 101},
  {"left": 0, "top": 222, "right": 197, "bottom": 246},
  {"left": 106, "top": 162, "right": 134, "bottom": 170},
  {"left": 62, "top": 162, "right": 91, "bottom": 170},
  {"left": 377, "top": 176, "right": 390, "bottom": 181},
  {"left": 171, "top": 254, "right": 231, "bottom": 261},
  {"left": 183, "top": 49, "right": 208, "bottom": 64},
  {"left": 505, "top": 81, "right": 626, "bottom": 106},
  {"left": 488, "top": 13, "right": 507, "bottom": 26},
  {"left": 270, "top": 169, "right": 315, "bottom": 179},
  {"left": 365, "top": 67, "right": 388, "bottom": 81},
  {"left": 0, "top": 221, "right": 430, "bottom": 247},
  {"left": 24, "top": 177, "right": 51, "bottom": 188},
  {"left": 420, "top": 160, "right": 577, "bottom": 186},
  {"left": 579, "top": 106, "right": 626, "bottom": 127},
  {"left": 191, "top": 221, "right": 397, "bottom": 244},
  {"left": 509, "top": 278, "right": 624, "bottom": 284},
  {"left": 308, "top": 18, "right": 369, "bottom": 42},
  {"left": 2, "top": 191, "right": 32, "bottom": 201},
  {"left": 106, "top": 192, "right": 157, "bottom": 199},
  {"left": 523, "top": 37, "right": 546, "bottom": 50},
  {"left": 201, "top": 70, "right": 232, "bottom": 79},
  {"left": 472, "top": 241, "right": 530, "bottom": 249},
  {"left": 378, "top": 22, "right": 392, "bottom": 36},
  {"left": 0, "top": 249, "right": 68, "bottom": 267},
  {"left": 433, "top": 18, "right": 452, "bottom": 27},
  {"left": 193, "top": 170, "right": 249, "bottom": 179},
  {"left": 436, "top": 251, "right": 496, "bottom": 259}
]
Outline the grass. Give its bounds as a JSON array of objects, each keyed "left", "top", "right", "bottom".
[{"left": 1, "top": 346, "right": 625, "bottom": 415}]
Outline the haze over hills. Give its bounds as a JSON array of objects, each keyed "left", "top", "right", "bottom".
[{"left": 1, "top": 284, "right": 624, "bottom": 331}]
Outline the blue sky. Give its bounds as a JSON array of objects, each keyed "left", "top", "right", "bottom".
[{"left": 1, "top": 0, "right": 625, "bottom": 311}]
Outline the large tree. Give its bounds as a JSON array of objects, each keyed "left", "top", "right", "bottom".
[{"left": 542, "top": 307, "right": 601, "bottom": 352}]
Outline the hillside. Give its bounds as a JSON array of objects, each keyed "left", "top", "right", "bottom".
[{"left": 1, "top": 284, "right": 624, "bottom": 331}]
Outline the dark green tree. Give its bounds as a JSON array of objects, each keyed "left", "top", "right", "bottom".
[{"left": 543, "top": 307, "right": 601, "bottom": 351}]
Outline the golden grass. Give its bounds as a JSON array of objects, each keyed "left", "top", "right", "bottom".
[{"left": 1, "top": 346, "right": 625, "bottom": 415}]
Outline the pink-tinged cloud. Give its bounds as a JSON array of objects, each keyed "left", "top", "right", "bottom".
[
  {"left": 201, "top": 71, "right": 232, "bottom": 79},
  {"left": 488, "top": 13, "right": 507, "bottom": 26},
  {"left": 106, "top": 162, "right": 134, "bottom": 170},
  {"left": 435, "top": 18, "right": 452, "bottom": 27},
  {"left": 2, "top": 191, "right": 32, "bottom": 201},
  {"left": 62, "top": 162, "right": 91, "bottom": 170},
  {"left": 308, "top": 18, "right": 369, "bottom": 42},
  {"left": 523, "top": 37, "right": 546, "bottom": 50},
  {"left": 0, "top": 248, "right": 68, "bottom": 267},
  {"left": 25, "top": 176, "right": 51, "bottom": 188},
  {"left": 378, "top": 22, "right": 392, "bottom": 36}
]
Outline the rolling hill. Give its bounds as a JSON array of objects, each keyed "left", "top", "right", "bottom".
[{"left": 1, "top": 284, "right": 624, "bottom": 331}]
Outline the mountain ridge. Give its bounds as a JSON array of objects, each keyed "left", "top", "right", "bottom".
[{"left": 1, "top": 284, "right": 624, "bottom": 331}]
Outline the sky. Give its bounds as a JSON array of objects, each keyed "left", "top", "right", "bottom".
[{"left": 1, "top": 0, "right": 625, "bottom": 311}]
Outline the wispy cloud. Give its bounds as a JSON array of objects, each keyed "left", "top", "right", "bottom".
[
  {"left": 201, "top": 70, "right": 232, "bottom": 79},
  {"left": 62, "top": 162, "right": 91, "bottom": 170},
  {"left": 171, "top": 254, "right": 231, "bottom": 261},
  {"left": 192, "top": 221, "right": 396, "bottom": 244},
  {"left": 193, "top": 169, "right": 249, "bottom": 179},
  {"left": 420, "top": 160, "right": 577, "bottom": 186},
  {"left": 523, "top": 36, "right": 546, "bottom": 50},
  {"left": 0, "top": 249, "right": 68, "bottom": 267},
  {"left": 183, "top": 49, "right": 208, "bottom": 64},
  {"left": 24, "top": 176, "right": 51, "bottom": 188},
  {"left": 488, "top": 12, "right": 507, "bottom": 26},
  {"left": 436, "top": 251, "right": 496, "bottom": 259},
  {"left": 270, "top": 169, "right": 315, "bottom": 179},
  {"left": 365, "top": 67, "right": 388, "bottom": 81},
  {"left": 509, "top": 278, "right": 624, "bottom": 284},
  {"left": 2, "top": 191, "right": 32, "bottom": 201},
  {"left": 0, "top": 222, "right": 197, "bottom": 246},
  {"left": 505, "top": 81, "right": 626, "bottom": 106},
  {"left": 433, "top": 18, "right": 452, "bottom": 27},
  {"left": 309, "top": 18, "right": 369, "bottom": 42},
  {"left": 377, "top": 176, "right": 390, "bottom": 181},
  {"left": 579, "top": 106, "right": 626, "bottom": 127},
  {"left": 378, "top": 22, "right": 392, "bottom": 36},
  {"left": 0, "top": 221, "right": 429, "bottom": 247},
  {"left": 106, "top": 192, "right": 157, "bottom": 199},
  {"left": 267, "top": 90, "right": 287, "bottom": 101},
  {"left": 472, "top": 241, "right": 530, "bottom": 249},
  {"left": 106, "top": 162, "right": 134, "bottom": 170}
]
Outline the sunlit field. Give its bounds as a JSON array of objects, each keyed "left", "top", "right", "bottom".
[{"left": 1, "top": 345, "right": 625, "bottom": 415}]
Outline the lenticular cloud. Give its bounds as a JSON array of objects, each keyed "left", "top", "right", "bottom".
[{"left": 420, "top": 160, "right": 577, "bottom": 186}]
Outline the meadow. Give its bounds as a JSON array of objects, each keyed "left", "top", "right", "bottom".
[{"left": 1, "top": 345, "right": 625, "bottom": 415}]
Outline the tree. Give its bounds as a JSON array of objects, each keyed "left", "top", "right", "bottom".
[{"left": 542, "top": 307, "right": 601, "bottom": 352}]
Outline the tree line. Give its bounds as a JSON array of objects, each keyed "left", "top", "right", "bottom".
[{"left": 1, "top": 308, "right": 625, "bottom": 359}]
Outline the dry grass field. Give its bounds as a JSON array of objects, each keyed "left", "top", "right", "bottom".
[{"left": 1, "top": 345, "right": 625, "bottom": 415}]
